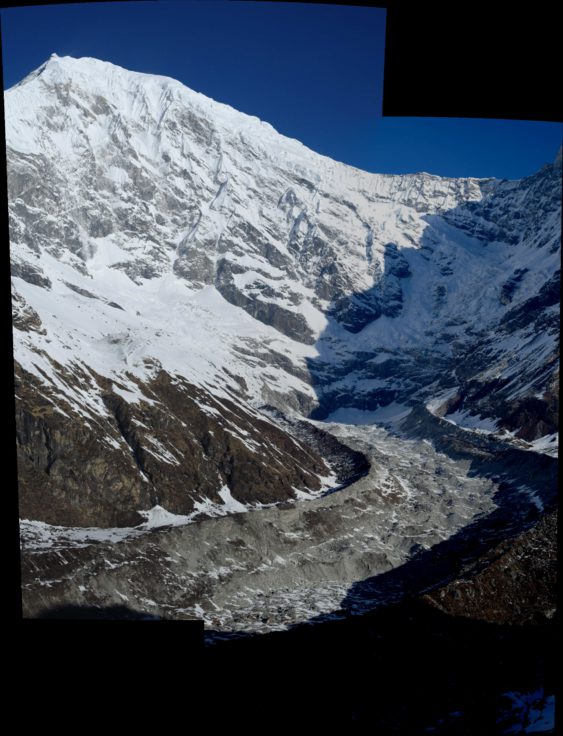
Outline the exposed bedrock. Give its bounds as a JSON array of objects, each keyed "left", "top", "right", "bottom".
[{"left": 15, "top": 364, "right": 333, "bottom": 527}]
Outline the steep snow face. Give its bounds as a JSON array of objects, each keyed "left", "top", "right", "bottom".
[
  {"left": 6, "top": 54, "right": 490, "bottom": 353},
  {"left": 7, "top": 55, "right": 561, "bottom": 522}
]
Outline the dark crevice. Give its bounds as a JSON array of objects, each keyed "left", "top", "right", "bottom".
[
  {"left": 102, "top": 393, "right": 158, "bottom": 502},
  {"left": 42, "top": 423, "right": 56, "bottom": 474}
]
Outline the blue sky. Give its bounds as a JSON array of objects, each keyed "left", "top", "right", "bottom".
[{"left": 1, "top": 1, "right": 561, "bottom": 179}]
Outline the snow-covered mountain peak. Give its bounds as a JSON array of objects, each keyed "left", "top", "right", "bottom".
[
  {"left": 6, "top": 55, "right": 496, "bottom": 192},
  {"left": 6, "top": 54, "right": 310, "bottom": 165},
  {"left": 8, "top": 56, "right": 560, "bottom": 527}
]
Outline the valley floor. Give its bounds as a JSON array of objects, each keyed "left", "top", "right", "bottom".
[{"left": 20, "top": 407, "right": 556, "bottom": 637}]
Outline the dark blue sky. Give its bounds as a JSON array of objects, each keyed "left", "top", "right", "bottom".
[{"left": 1, "top": 1, "right": 561, "bottom": 179}]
